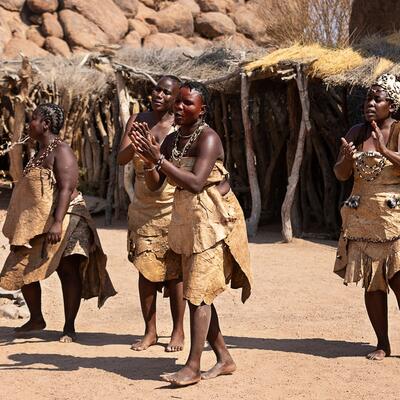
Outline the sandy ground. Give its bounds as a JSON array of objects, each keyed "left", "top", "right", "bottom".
[{"left": 1, "top": 195, "right": 400, "bottom": 399}]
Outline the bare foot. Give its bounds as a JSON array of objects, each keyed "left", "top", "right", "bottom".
[
  {"left": 161, "top": 366, "right": 201, "bottom": 387},
  {"left": 366, "top": 348, "right": 390, "bottom": 361},
  {"left": 60, "top": 331, "right": 77, "bottom": 343},
  {"left": 201, "top": 359, "right": 237, "bottom": 380},
  {"left": 131, "top": 333, "right": 158, "bottom": 351},
  {"left": 14, "top": 318, "right": 46, "bottom": 333},
  {"left": 166, "top": 329, "right": 184, "bottom": 352}
]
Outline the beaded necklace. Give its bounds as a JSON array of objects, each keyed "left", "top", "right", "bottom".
[
  {"left": 354, "top": 151, "right": 386, "bottom": 182},
  {"left": 23, "top": 136, "right": 63, "bottom": 175},
  {"left": 171, "top": 123, "right": 207, "bottom": 163}
]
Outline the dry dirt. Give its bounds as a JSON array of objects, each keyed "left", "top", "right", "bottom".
[{"left": 1, "top": 197, "right": 400, "bottom": 399}]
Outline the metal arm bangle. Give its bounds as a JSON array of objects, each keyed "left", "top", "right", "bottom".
[{"left": 144, "top": 164, "right": 156, "bottom": 172}]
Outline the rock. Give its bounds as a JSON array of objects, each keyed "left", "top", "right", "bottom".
[
  {"left": 45, "top": 36, "right": 71, "bottom": 56},
  {"left": 128, "top": 19, "right": 151, "bottom": 38},
  {"left": 214, "top": 32, "right": 258, "bottom": 49},
  {"left": 0, "top": 0, "right": 25, "bottom": 12},
  {"left": 29, "top": 13, "right": 43, "bottom": 25},
  {"left": 0, "top": 15, "right": 12, "bottom": 54},
  {"left": 0, "top": 303, "right": 19, "bottom": 319},
  {"left": 122, "top": 30, "right": 141, "bottom": 47},
  {"left": 230, "top": 5, "right": 266, "bottom": 40},
  {"left": 26, "top": 26, "right": 46, "bottom": 47},
  {"left": 26, "top": 0, "right": 59, "bottom": 13},
  {"left": 59, "top": 9, "right": 109, "bottom": 50},
  {"left": 17, "top": 305, "right": 30, "bottom": 319},
  {"left": 41, "top": 12, "right": 63, "bottom": 38},
  {"left": 143, "top": 32, "right": 192, "bottom": 49},
  {"left": 197, "top": 0, "right": 228, "bottom": 12},
  {"left": 113, "top": 0, "right": 139, "bottom": 18},
  {"left": 146, "top": 3, "right": 194, "bottom": 37},
  {"left": 195, "top": 12, "right": 236, "bottom": 38},
  {"left": 177, "top": 0, "right": 201, "bottom": 16},
  {"left": 140, "top": 0, "right": 156, "bottom": 9},
  {"left": 136, "top": 2, "right": 157, "bottom": 22},
  {"left": 63, "top": 0, "right": 129, "bottom": 42},
  {"left": 3, "top": 37, "right": 49, "bottom": 59},
  {"left": 0, "top": 7, "right": 27, "bottom": 39},
  {"left": 190, "top": 35, "right": 212, "bottom": 49}
]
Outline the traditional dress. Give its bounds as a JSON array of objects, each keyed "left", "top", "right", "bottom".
[
  {"left": 127, "top": 153, "right": 181, "bottom": 285},
  {"left": 334, "top": 121, "right": 400, "bottom": 292},
  {"left": 168, "top": 157, "right": 253, "bottom": 305},
  {"left": 0, "top": 166, "right": 116, "bottom": 307}
]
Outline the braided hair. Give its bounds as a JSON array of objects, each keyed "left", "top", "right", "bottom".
[
  {"left": 180, "top": 81, "right": 211, "bottom": 122},
  {"left": 36, "top": 103, "right": 65, "bottom": 135}
]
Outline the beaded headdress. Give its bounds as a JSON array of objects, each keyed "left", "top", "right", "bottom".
[{"left": 373, "top": 74, "right": 400, "bottom": 110}]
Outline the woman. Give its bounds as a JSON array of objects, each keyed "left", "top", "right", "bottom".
[
  {"left": 0, "top": 103, "right": 116, "bottom": 342},
  {"left": 131, "top": 81, "right": 253, "bottom": 386},
  {"left": 334, "top": 74, "right": 400, "bottom": 360},
  {"left": 117, "top": 76, "right": 186, "bottom": 352}
]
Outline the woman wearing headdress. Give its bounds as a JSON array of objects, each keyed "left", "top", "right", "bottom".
[
  {"left": 0, "top": 103, "right": 116, "bottom": 342},
  {"left": 117, "top": 76, "right": 186, "bottom": 352},
  {"left": 334, "top": 74, "right": 400, "bottom": 360},
  {"left": 130, "top": 81, "right": 253, "bottom": 386}
]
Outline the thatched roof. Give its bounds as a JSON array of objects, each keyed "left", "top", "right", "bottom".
[{"left": 245, "top": 34, "right": 400, "bottom": 87}]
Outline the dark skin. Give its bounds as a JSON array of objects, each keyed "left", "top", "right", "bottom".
[
  {"left": 131, "top": 86, "right": 234, "bottom": 386},
  {"left": 14, "top": 110, "right": 82, "bottom": 343},
  {"left": 117, "top": 77, "right": 186, "bottom": 352},
  {"left": 334, "top": 86, "right": 400, "bottom": 361}
]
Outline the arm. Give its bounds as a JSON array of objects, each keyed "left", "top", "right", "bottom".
[
  {"left": 372, "top": 121, "right": 400, "bottom": 167},
  {"left": 117, "top": 114, "right": 137, "bottom": 165},
  {"left": 48, "top": 144, "right": 79, "bottom": 244},
  {"left": 132, "top": 128, "right": 223, "bottom": 194},
  {"left": 334, "top": 127, "right": 359, "bottom": 181}
]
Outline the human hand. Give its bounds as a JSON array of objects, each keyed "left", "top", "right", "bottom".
[
  {"left": 340, "top": 137, "right": 356, "bottom": 160},
  {"left": 371, "top": 121, "right": 387, "bottom": 154},
  {"left": 47, "top": 221, "right": 62, "bottom": 244},
  {"left": 129, "top": 131, "right": 161, "bottom": 164}
]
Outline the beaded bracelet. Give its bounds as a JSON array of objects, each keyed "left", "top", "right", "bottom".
[{"left": 155, "top": 154, "right": 165, "bottom": 171}]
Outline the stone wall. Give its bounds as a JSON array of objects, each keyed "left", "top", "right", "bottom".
[{"left": 0, "top": 0, "right": 269, "bottom": 59}]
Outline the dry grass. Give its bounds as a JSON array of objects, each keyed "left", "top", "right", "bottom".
[{"left": 258, "top": 0, "right": 352, "bottom": 48}]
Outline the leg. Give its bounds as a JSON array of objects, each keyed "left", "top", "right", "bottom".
[
  {"left": 166, "top": 279, "right": 186, "bottom": 352},
  {"left": 201, "top": 304, "right": 236, "bottom": 379},
  {"left": 389, "top": 271, "right": 400, "bottom": 309},
  {"left": 131, "top": 273, "right": 158, "bottom": 351},
  {"left": 57, "top": 255, "right": 82, "bottom": 343},
  {"left": 161, "top": 302, "right": 211, "bottom": 386},
  {"left": 14, "top": 282, "right": 46, "bottom": 332},
  {"left": 364, "top": 289, "right": 390, "bottom": 360}
]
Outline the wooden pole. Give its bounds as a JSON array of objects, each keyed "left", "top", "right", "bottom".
[
  {"left": 281, "top": 64, "right": 311, "bottom": 242},
  {"left": 9, "top": 57, "right": 32, "bottom": 184},
  {"left": 115, "top": 71, "right": 134, "bottom": 202},
  {"left": 240, "top": 72, "right": 261, "bottom": 237}
]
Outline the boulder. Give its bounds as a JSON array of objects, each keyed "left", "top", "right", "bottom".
[
  {"left": 146, "top": 3, "right": 194, "bottom": 37},
  {"left": 63, "top": 0, "right": 128, "bottom": 42},
  {"left": 143, "top": 32, "right": 192, "bottom": 49},
  {"left": 0, "top": 303, "right": 19, "bottom": 319},
  {"left": 41, "top": 12, "right": 63, "bottom": 38},
  {"left": 44, "top": 36, "right": 71, "bottom": 57},
  {"left": 3, "top": 37, "right": 49, "bottom": 59},
  {"left": 0, "top": 0, "right": 25, "bottom": 12},
  {"left": 28, "top": 13, "right": 43, "bottom": 25},
  {"left": 177, "top": 0, "right": 201, "bottom": 16},
  {"left": 0, "top": 8, "right": 27, "bottom": 38},
  {"left": 140, "top": 0, "right": 156, "bottom": 9},
  {"left": 26, "top": 26, "right": 46, "bottom": 47},
  {"left": 113, "top": 0, "right": 139, "bottom": 18},
  {"left": 231, "top": 5, "right": 266, "bottom": 40},
  {"left": 128, "top": 19, "right": 151, "bottom": 39},
  {"left": 136, "top": 2, "right": 157, "bottom": 22},
  {"left": 122, "top": 30, "right": 141, "bottom": 47},
  {"left": 26, "top": 0, "right": 59, "bottom": 13},
  {"left": 190, "top": 35, "right": 212, "bottom": 49},
  {"left": 195, "top": 12, "right": 236, "bottom": 38},
  {"left": 197, "top": 0, "right": 228, "bottom": 12},
  {"left": 59, "top": 9, "right": 109, "bottom": 50},
  {"left": 0, "top": 14, "right": 12, "bottom": 54},
  {"left": 215, "top": 32, "right": 258, "bottom": 49}
]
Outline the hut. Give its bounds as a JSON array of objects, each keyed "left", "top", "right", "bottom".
[{"left": 1, "top": 35, "right": 399, "bottom": 239}]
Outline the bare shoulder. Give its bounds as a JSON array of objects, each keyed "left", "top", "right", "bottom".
[
  {"left": 199, "top": 125, "right": 221, "bottom": 144},
  {"left": 345, "top": 123, "right": 365, "bottom": 142},
  {"left": 54, "top": 142, "right": 77, "bottom": 162}
]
